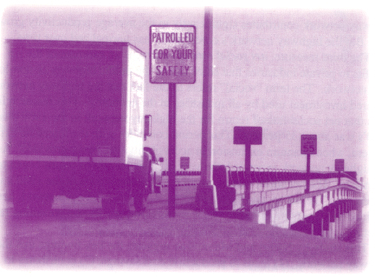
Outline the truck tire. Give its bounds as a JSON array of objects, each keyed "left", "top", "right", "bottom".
[
  {"left": 117, "top": 202, "right": 130, "bottom": 215},
  {"left": 133, "top": 174, "right": 150, "bottom": 212},
  {"left": 13, "top": 190, "right": 29, "bottom": 213},
  {"left": 117, "top": 191, "right": 131, "bottom": 214},
  {"left": 134, "top": 193, "right": 147, "bottom": 212},
  {"left": 30, "top": 192, "right": 54, "bottom": 213},
  {"left": 102, "top": 198, "right": 116, "bottom": 214}
]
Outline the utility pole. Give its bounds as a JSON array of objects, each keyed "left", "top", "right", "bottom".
[{"left": 196, "top": 6, "right": 217, "bottom": 212}]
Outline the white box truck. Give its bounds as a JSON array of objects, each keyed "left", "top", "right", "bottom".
[{"left": 6, "top": 39, "right": 163, "bottom": 213}]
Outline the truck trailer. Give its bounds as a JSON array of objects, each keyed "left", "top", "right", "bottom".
[{"left": 6, "top": 39, "right": 163, "bottom": 213}]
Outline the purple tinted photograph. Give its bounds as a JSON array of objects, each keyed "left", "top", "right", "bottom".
[{"left": 1, "top": 2, "right": 371, "bottom": 275}]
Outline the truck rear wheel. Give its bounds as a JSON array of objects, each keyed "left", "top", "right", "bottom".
[
  {"left": 117, "top": 201, "right": 130, "bottom": 214},
  {"left": 13, "top": 188, "right": 53, "bottom": 213},
  {"left": 102, "top": 194, "right": 130, "bottom": 214},
  {"left": 102, "top": 198, "right": 116, "bottom": 214},
  {"left": 30, "top": 192, "right": 54, "bottom": 212},
  {"left": 13, "top": 190, "right": 29, "bottom": 213}
]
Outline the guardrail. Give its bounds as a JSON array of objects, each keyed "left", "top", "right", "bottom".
[
  {"left": 161, "top": 168, "right": 362, "bottom": 189},
  {"left": 162, "top": 171, "right": 201, "bottom": 176},
  {"left": 223, "top": 167, "right": 361, "bottom": 186},
  {"left": 212, "top": 165, "right": 363, "bottom": 211}
]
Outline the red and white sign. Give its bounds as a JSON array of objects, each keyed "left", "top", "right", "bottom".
[{"left": 150, "top": 25, "right": 196, "bottom": 84}]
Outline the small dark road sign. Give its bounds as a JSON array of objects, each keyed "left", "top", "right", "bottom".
[
  {"left": 335, "top": 159, "right": 345, "bottom": 171},
  {"left": 180, "top": 157, "right": 190, "bottom": 170},
  {"left": 233, "top": 126, "right": 262, "bottom": 145},
  {"left": 233, "top": 126, "right": 263, "bottom": 212}
]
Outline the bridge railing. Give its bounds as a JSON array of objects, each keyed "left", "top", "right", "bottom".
[
  {"left": 221, "top": 166, "right": 362, "bottom": 187},
  {"left": 212, "top": 165, "right": 364, "bottom": 211}
]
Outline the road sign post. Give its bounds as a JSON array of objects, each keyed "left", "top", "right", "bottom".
[
  {"left": 335, "top": 159, "right": 345, "bottom": 186},
  {"left": 234, "top": 126, "right": 262, "bottom": 212},
  {"left": 168, "top": 83, "right": 176, "bottom": 217},
  {"left": 150, "top": 25, "right": 196, "bottom": 217},
  {"left": 301, "top": 134, "right": 317, "bottom": 193}
]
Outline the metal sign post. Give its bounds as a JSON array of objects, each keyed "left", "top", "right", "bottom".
[
  {"left": 168, "top": 83, "right": 176, "bottom": 217},
  {"left": 335, "top": 159, "right": 345, "bottom": 186},
  {"left": 234, "top": 126, "right": 262, "bottom": 212},
  {"left": 150, "top": 25, "right": 196, "bottom": 217},
  {"left": 301, "top": 134, "right": 317, "bottom": 193}
]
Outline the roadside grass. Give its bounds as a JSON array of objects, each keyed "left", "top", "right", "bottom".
[{"left": 5, "top": 202, "right": 365, "bottom": 270}]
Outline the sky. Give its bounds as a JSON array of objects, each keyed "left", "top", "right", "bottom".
[
  {"left": 0, "top": 2, "right": 371, "bottom": 183},
  {"left": 0, "top": 2, "right": 373, "bottom": 275}
]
